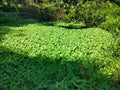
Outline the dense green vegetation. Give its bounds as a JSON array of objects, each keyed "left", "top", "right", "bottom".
[
  {"left": 0, "top": 20, "right": 120, "bottom": 90},
  {"left": 0, "top": 0, "right": 120, "bottom": 31},
  {"left": 0, "top": 0, "right": 120, "bottom": 90}
]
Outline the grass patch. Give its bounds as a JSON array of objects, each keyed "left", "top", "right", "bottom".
[{"left": 0, "top": 21, "right": 120, "bottom": 90}]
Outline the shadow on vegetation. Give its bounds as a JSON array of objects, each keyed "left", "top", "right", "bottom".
[
  {"left": 39, "top": 22, "right": 55, "bottom": 26},
  {"left": 39, "top": 22, "right": 90, "bottom": 30},
  {"left": 0, "top": 19, "right": 39, "bottom": 27},
  {"left": 0, "top": 19, "right": 90, "bottom": 30},
  {"left": 58, "top": 25, "right": 90, "bottom": 30},
  {"left": 0, "top": 27, "right": 12, "bottom": 41},
  {"left": 0, "top": 46, "right": 119, "bottom": 90}
]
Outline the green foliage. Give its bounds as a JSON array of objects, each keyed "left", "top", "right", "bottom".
[
  {"left": 63, "top": 0, "right": 79, "bottom": 6},
  {"left": 18, "top": 5, "right": 39, "bottom": 19},
  {"left": 110, "top": 0, "right": 120, "bottom": 6},
  {"left": 0, "top": 11, "right": 19, "bottom": 23},
  {"left": 99, "top": 4, "right": 120, "bottom": 34},
  {"left": 75, "top": 1, "right": 107, "bottom": 27},
  {"left": 0, "top": 21, "right": 120, "bottom": 89},
  {"left": 0, "top": 1, "right": 120, "bottom": 89},
  {"left": 64, "top": 6, "right": 76, "bottom": 22},
  {"left": 38, "top": 4, "right": 57, "bottom": 21},
  {"left": 0, "top": 5, "right": 15, "bottom": 12},
  {"left": 100, "top": 15, "right": 120, "bottom": 34},
  {"left": 0, "top": 1, "right": 119, "bottom": 27},
  {"left": 62, "top": 1, "right": 119, "bottom": 29},
  {"left": 98, "top": 3, "right": 120, "bottom": 77},
  {"left": 38, "top": 3, "right": 65, "bottom": 21},
  {"left": 17, "top": 3, "right": 65, "bottom": 21},
  {"left": 62, "top": 1, "right": 107, "bottom": 26}
]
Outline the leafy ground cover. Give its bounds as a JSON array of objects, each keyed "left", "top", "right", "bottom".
[{"left": 0, "top": 20, "right": 120, "bottom": 90}]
